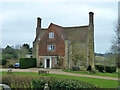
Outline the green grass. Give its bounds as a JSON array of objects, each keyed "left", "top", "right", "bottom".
[
  {"left": 62, "top": 70, "right": 118, "bottom": 78},
  {"left": 1, "top": 71, "right": 118, "bottom": 88}
]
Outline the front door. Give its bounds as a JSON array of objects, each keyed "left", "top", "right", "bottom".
[{"left": 47, "top": 59, "right": 50, "bottom": 68}]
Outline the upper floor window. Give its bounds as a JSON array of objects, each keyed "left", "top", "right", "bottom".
[
  {"left": 49, "top": 32, "right": 54, "bottom": 38},
  {"left": 47, "top": 45, "right": 55, "bottom": 51}
]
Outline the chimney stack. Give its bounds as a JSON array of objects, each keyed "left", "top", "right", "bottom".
[
  {"left": 89, "top": 12, "right": 94, "bottom": 25},
  {"left": 37, "top": 17, "right": 42, "bottom": 28}
]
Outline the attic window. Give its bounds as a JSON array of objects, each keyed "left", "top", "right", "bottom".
[{"left": 49, "top": 32, "right": 54, "bottom": 38}]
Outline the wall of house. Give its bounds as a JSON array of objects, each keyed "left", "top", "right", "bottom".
[
  {"left": 71, "top": 41, "right": 87, "bottom": 70},
  {"left": 39, "top": 27, "right": 65, "bottom": 56}
]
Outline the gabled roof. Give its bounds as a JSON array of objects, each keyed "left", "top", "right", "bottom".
[
  {"left": 63, "top": 25, "right": 89, "bottom": 42},
  {"left": 48, "top": 23, "right": 89, "bottom": 42},
  {"left": 48, "top": 23, "right": 67, "bottom": 40},
  {"left": 34, "top": 23, "right": 89, "bottom": 43}
]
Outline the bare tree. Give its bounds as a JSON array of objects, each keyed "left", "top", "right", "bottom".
[{"left": 110, "top": 19, "right": 120, "bottom": 72}]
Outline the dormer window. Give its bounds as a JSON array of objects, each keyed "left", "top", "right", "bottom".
[{"left": 49, "top": 32, "right": 54, "bottom": 38}]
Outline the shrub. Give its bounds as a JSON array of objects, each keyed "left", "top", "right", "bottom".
[
  {"left": 2, "top": 74, "right": 32, "bottom": 88},
  {"left": 105, "top": 66, "right": 116, "bottom": 73},
  {"left": 0, "top": 58, "right": 7, "bottom": 65},
  {"left": 71, "top": 67, "right": 80, "bottom": 71},
  {"left": 32, "top": 77, "right": 97, "bottom": 89},
  {"left": 95, "top": 65, "right": 116, "bottom": 73},
  {"left": 87, "top": 65, "right": 92, "bottom": 71},
  {"left": 2, "top": 74, "right": 97, "bottom": 89},
  {"left": 20, "top": 58, "right": 36, "bottom": 69}
]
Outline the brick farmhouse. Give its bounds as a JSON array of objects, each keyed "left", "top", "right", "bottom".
[{"left": 33, "top": 12, "right": 95, "bottom": 70}]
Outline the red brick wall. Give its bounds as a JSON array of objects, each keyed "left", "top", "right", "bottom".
[{"left": 39, "top": 25, "right": 65, "bottom": 56}]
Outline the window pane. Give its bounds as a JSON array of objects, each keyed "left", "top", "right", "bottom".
[
  {"left": 47, "top": 45, "right": 55, "bottom": 51},
  {"left": 49, "top": 33, "right": 54, "bottom": 38}
]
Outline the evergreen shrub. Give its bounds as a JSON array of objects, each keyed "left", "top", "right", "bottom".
[{"left": 95, "top": 65, "right": 116, "bottom": 73}]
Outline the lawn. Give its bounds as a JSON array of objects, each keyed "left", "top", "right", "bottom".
[
  {"left": 1, "top": 71, "right": 119, "bottom": 88},
  {"left": 62, "top": 69, "right": 119, "bottom": 78}
]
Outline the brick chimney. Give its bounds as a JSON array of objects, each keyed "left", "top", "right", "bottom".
[
  {"left": 36, "top": 17, "right": 42, "bottom": 36},
  {"left": 37, "top": 17, "right": 42, "bottom": 28},
  {"left": 89, "top": 12, "right": 94, "bottom": 25}
]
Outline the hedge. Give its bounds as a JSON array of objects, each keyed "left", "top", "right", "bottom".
[
  {"left": 95, "top": 65, "right": 116, "bottom": 73},
  {"left": 20, "top": 58, "right": 36, "bottom": 69},
  {"left": 0, "top": 59, "right": 7, "bottom": 65}
]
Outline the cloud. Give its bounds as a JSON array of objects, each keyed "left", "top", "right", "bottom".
[{"left": 1, "top": 2, "right": 118, "bottom": 53}]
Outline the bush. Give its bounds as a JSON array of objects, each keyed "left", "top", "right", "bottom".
[
  {"left": 71, "top": 67, "right": 80, "bottom": 71},
  {"left": 2, "top": 74, "right": 97, "bottom": 89},
  {"left": 105, "top": 66, "right": 116, "bottom": 73},
  {"left": 32, "top": 77, "right": 97, "bottom": 89},
  {"left": 20, "top": 58, "right": 36, "bottom": 69},
  {"left": 0, "top": 58, "right": 7, "bottom": 65},
  {"left": 2, "top": 74, "right": 32, "bottom": 88},
  {"left": 87, "top": 65, "right": 92, "bottom": 71},
  {"left": 95, "top": 65, "right": 116, "bottom": 73}
]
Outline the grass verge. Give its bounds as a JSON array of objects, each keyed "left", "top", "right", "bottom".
[{"left": 62, "top": 69, "right": 119, "bottom": 78}]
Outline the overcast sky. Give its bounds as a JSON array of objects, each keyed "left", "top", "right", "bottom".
[{"left": 0, "top": 0, "right": 119, "bottom": 54}]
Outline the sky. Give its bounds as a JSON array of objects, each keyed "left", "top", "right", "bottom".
[{"left": 0, "top": 0, "right": 119, "bottom": 54}]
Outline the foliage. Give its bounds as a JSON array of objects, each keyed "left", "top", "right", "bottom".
[
  {"left": 95, "top": 65, "right": 116, "bottom": 73},
  {"left": 110, "top": 19, "right": 120, "bottom": 71},
  {"left": 71, "top": 66, "right": 80, "bottom": 71},
  {"left": 20, "top": 58, "right": 36, "bottom": 69},
  {"left": 1, "top": 45, "right": 18, "bottom": 65},
  {"left": 1, "top": 71, "right": 118, "bottom": 88},
  {"left": 2, "top": 74, "right": 32, "bottom": 88},
  {"left": 87, "top": 65, "right": 92, "bottom": 71},
  {"left": 105, "top": 66, "right": 116, "bottom": 73},
  {"left": 2, "top": 74, "right": 97, "bottom": 89},
  {"left": 22, "top": 44, "right": 30, "bottom": 50},
  {"left": 32, "top": 77, "right": 97, "bottom": 89},
  {"left": 22, "top": 44, "right": 32, "bottom": 54},
  {"left": 0, "top": 58, "right": 7, "bottom": 65},
  {"left": 2, "top": 45, "right": 18, "bottom": 60},
  {"left": 16, "top": 47, "right": 28, "bottom": 59}
]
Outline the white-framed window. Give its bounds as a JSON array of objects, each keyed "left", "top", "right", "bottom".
[
  {"left": 47, "top": 45, "right": 55, "bottom": 51},
  {"left": 49, "top": 32, "right": 54, "bottom": 38}
]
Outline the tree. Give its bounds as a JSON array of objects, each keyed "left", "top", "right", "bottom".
[
  {"left": 2, "top": 45, "right": 18, "bottom": 60},
  {"left": 16, "top": 45, "right": 28, "bottom": 59},
  {"left": 1, "top": 45, "right": 18, "bottom": 65},
  {"left": 15, "top": 43, "right": 32, "bottom": 59},
  {"left": 110, "top": 19, "right": 120, "bottom": 72},
  {"left": 22, "top": 44, "right": 30, "bottom": 50}
]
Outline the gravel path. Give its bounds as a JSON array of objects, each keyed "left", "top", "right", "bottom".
[{"left": 1, "top": 68, "right": 119, "bottom": 81}]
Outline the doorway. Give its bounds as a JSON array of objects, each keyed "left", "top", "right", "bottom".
[
  {"left": 44, "top": 57, "right": 52, "bottom": 69},
  {"left": 46, "top": 59, "right": 50, "bottom": 68}
]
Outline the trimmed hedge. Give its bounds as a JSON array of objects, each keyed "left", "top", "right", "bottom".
[
  {"left": 20, "top": 58, "right": 36, "bottom": 69},
  {"left": 95, "top": 65, "right": 116, "bottom": 73}
]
